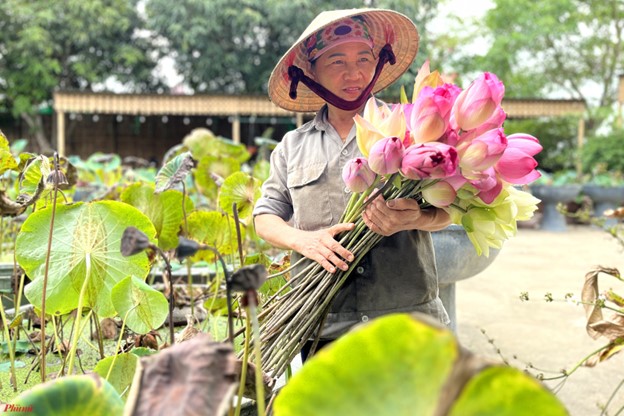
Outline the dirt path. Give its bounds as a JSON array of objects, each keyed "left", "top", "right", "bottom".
[{"left": 456, "top": 225, "right": 624, "bottom": 416}]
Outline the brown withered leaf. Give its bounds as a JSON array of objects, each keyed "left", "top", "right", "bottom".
[
  {"left": 125, "top": 334, "right": 237, "bottom": 416},
  {"left": 93, "top": 318, "right": 119, "bottom": 340},
  {"left": 174, "top": 314, "right": 203, "bottom": 344},
  {"left": 585, "top": 338, "right": 624, "bottom": 367},
  {"left": 582, "top": 267, "right": 623, "bottom": 340},
  {"left": 604, "top": 207, "right": 624, "bottom": 218}
]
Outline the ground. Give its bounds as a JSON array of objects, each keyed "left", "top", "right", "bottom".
[{"left": 456, "top": 225, "right": 624, "bottom": 416}]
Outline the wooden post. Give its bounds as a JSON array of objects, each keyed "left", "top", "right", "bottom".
[
  {"left": 56, "top": 111, "right": 65, "bottom": 157},
  {"left": 617, "top": 74, "right": 624, "bottom": 129},
  {"left": 576, "top": 116, "right": 585, "bottom": 178},
  {"left": 232, "top": 116, "right": 240, "bottom": 144}
]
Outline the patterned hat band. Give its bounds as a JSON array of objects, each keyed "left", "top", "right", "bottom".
[{"left": 303, "top": 16, "right": 374, "bottom": 62}]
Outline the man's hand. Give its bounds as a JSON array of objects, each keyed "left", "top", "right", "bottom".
[
  {"left": 291, "top": 223, "right": 356, "bottom": 273},
  {"left": 362, "top": 195, "right": 450, "bottom": 236}
]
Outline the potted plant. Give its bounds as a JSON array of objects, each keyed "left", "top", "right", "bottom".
[{"left": 529, "top": 170, "right": 583, "bottom": 231}]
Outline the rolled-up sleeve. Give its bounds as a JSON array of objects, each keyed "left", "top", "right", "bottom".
[{"left": 253, "top": 143, "right": 293, "bottom": 221}]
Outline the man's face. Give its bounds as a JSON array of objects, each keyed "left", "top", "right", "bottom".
[{"left": 311, "top": 42, "right": 377, "bottom": 102}]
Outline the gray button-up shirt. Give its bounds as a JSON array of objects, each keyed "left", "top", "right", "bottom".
[{"left": 253, "top": 106, "right": 449, "bottom": 338}]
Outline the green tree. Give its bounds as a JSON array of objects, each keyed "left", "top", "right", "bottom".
[
  {"left": 0, "top": 0, "right": 161, "bottom": 153},
  {"left": 440, "top": 0, "right": 623, "bottom": 127},
  {"left": 144, "top": 0, "right": 438, "bottom": 96}
]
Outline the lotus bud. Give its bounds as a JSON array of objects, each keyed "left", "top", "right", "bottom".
[
  {"left": 421, "top": 181, "right": 457, "bottom": 207},
  {"left": 368, "top": 136, "right": 404, "bottom": 175},
  {"left": 458, "top": 128, "right": 508, "bottom": 175},
  {"left": 400, "top": 143, "right": 458, "bottom": 180},
  {"left": 452, "top": 72, "right": 504, "bottom": 131},
  {"left": 342, "top": 158, "right": 376, "bottom": 193}
]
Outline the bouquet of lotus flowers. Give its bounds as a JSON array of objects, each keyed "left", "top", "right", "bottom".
[{"left": 256, "top": 61, "right": 541, "bottom": 378}]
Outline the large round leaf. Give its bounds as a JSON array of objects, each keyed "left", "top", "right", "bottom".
[
  {"left": 17, "top": 201, "right": 156, "bottom": 317},
  {"left": 186, "top": 210, "right": 243, "bottom": 262},
  {"left": 111, "top": 276, "right": 168, "bottom": 334},
  {"left": 183, "top": 128, "right": 250, "bottom": 163},
  {"left": 273, "top": 313, "right": 566, "bottom": 416},
  {"left": 93, "top": 352, "right": 138, "bottom": 398},
  {"left": 449, "top": 366, "right": 567, "bottom": 416},
  {"left": 121, "top": 182, "right": 194, "bottom": 250},
  {"left": 273, "top": 313, "right": 457, "bottom": 416},
  {"left": 195, "top": 154, "right": 241, "bottom": 202},
  {"left": 218, "top": 171, "right": 261, "bottom": 218},
  {"left": 8, "top": 374, "right": 123, "bottom": 416}
]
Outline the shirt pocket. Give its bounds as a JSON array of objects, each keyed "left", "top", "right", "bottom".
[{"left": 287, "top": 162, "right": 333, "bottom": 230}]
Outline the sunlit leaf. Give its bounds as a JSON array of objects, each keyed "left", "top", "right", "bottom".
[
  {"left": 19, "top": 155, "right": 49, "bottom": 196},
  {"left": 186, "top": 210, "right": 243, "bottom": 261},
  {"left": 154, "top": 151, "right": 195, "bottom": 193},
  {"left": 195, "top": 154, "right": 241, "bottom": 202},
  {"left": 8, "top": 374, "right": 124, "bottom": 416},
  {"left": 111, "top": 276, "right": 168, "bottom": 334},
  {"left": 274, "top": 313, "right": 566, "bottom": 416},
  {"left": 449, "top": 366, "right": 567, "bottom": 416},
  {"left": 218, "top": 172, "right": 261, "bottom": 218},
  {"left": 121, "top": 182, "right": 194, "bottom": 250},
  {"left": 0, "top": 131, "right": 18, "bottom": 175},
  {"left": 93, "top": 353, "right": 138, "bottom": 397},
  {"left": 17, "top": 201, "right": 156, "bottom": 317},
  {"left": 183, "top": 128, "right": 250, "bottom": 163}
]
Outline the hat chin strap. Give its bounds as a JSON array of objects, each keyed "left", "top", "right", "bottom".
[{"left": 288, "top": 43, "right": 397, "bottom": 111}]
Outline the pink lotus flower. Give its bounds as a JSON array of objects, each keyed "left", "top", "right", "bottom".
[
  {"left": 452, "top": 72, "right": 504, "bottom": 131},
  {"left": 458, "top": 106, "right": 507, "bottom": 141},
  {"left": 342, "top": 157, "right": 376, "bottom": 193},
  {"left": 405, "top": 84, "right": 458, "bottom": 144},
  {"left": 470, "top": 168, "right": 504, "bottom": 204},
  {"left": 368, "top": 136, "right": 404, "bottom": 175},
  {"left": 355, "top": 98, "right": 406, "bottom": 157},
  {"left": 494, "top": 133, "right": 542, "bottom": 184},
  {"left": 400, "top": 142, "right": 458, "bottom": 180},
  {"left": 422, "top": 181, "right": 457, "bottom": 207},
  {"left": 458, "top": 128, "right": 508, "bottom": 175},
  {"left": 411, "top": 60, "right": 445, "bottom": 101}
]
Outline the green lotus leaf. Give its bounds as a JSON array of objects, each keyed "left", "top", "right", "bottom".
[
  {"left": 449, "top": 366, "right": 567, "bottom": 416},
  {"left": 121, "top": 182, "right": 194, "bottom": 250},
  {"left": 195, "top": 154, "right": 241, "bottom": 202},
  {"left": 111, "top": 276, "right": 168, "bottom": 334},
  {"left": 93, "top": 352, "right": 138, "bottom": 398},
  {"left": 252, "top": 159, "right": 271, "bottom": 183},
  {"left": 154, "top": 151, "right": 194, "bottom": 193},
  {"left": 0, "top": 131, "right": 18, "bottom": 175},
  {"left": 17, "top": 201, "right": 156, "bottom": 317},
  {"left": 273, "top": 313, "right": 457, "bottom": 416},
  {"left": 183, "top": 128, "right": 250, "bottom": 163},
  {"left": 218, "top": 171, "right": 261, "bottom": 219},
  {"left": 8, "top": 374, "right": 124, "bottom": 416},
  {"left": 186, "top": 210, "right": 243, "bottom": 261},
  {"left": 19, "top": 155, "right": 49, "bottom": 196},
  {"left": 274, "top": 313, "right": 566, "bottom": 416}
]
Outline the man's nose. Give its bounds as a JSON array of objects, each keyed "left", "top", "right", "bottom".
[{"left": 343, "top": 62, "right": 361, "bottom": 80}]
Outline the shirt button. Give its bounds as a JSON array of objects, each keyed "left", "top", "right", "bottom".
[
  {"left": 344, "top": 187, "right": 350, "bottom": 194},
  {"left": 341, "top": 149, "right": 349, "bottom": 156},
  {"left": 356, "top": 266, "right": 364, "bottom": 274},
  {"left": 361, "top": 315, "right": 369, "bottom": 323}
]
